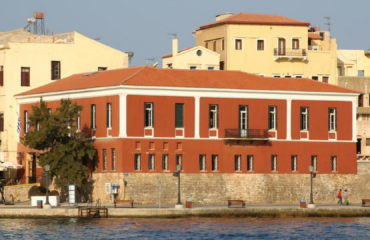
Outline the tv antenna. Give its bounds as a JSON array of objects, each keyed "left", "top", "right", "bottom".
[
  {"left": 324, "top": 16, "right": 331, "bottom": 33},
  {"left": 145, "top": 58, "right": 155, "bottom": 65},
  {"left": 167, "top": 33, "right": 177, "bottom": 39}
]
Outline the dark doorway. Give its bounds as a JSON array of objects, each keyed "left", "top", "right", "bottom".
[{"left": 357, "top": 139, "right": 362, "bottom": 154}]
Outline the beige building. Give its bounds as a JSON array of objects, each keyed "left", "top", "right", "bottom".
[
  {"left": 337, "top": 49, "right": 370, "bottom": 77},
  {"left": 162, "top": 39, "right": 220, "bottom": 70},
  {"left": 195, "top": 12, "right": 337, "bottom": 84},
  {"left": 0, "top": 29, "right": 128, "bottom": 176}
]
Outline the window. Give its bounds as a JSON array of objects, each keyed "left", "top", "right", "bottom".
[
  {"left": 329, "top": 108, "right": 337, "bottom": 131},
  {"left": 51, "top": 61, "right": 61, "bottom": 80},
  {"left": 36, "top": 121, "right": 39, "bottom": 131},
  {"left": 292, "top": 38, "right": 300, "bottom": 49},
  {"left": 208, "top": 67, "right": 214, "bottom": 70},
  {"left": 311, "top": 155, "right": 317, "bottom": 171},
  {"left": 21, "top": 67, "right": 30, "bottom": 86},
  {"left": 190, "top": 66, "right": 196, "bottom": 70},
  {"left": 91, "top": 104, "right": 96, "bottom": 129},
  {"left": 358, "top": 94, "right": 364, "bottom": 107},
  {"left": 300, "top": 107, "right": 309, "bottom": 131},
  {"left": 331, "top": 156, "right": 337, "bottom": 172},
  {"left": 76, "top": 112, "right": 81, "bottom": 131},
  {"left": 284, "top": 76, "right": 292, "bottom": 78},
  {"left": 0, "top": 113, "right": 3, "bottom": 132},
  {"left": 205, "top": 42, "right": 208, "bottom": 49},
  {"left": 311, "top": 76, "right": 319, "bottom": 81},
  {"left": 257, "top": 39, "right": 264, "bottom": 50},
  {"left": 212, "top": 155, "right": 218, "bottom": 171},
  {"left": 176, "top": 154, "right": 182, "bottom": 167},
  {"left": 291, "top": 155, "right": 297, "bottom": 172},
  {"left": 213, "top": 41, "right": 216, "bottom": 51},
  {"left": 24, "top": 110, "right": 28, "bottom": 133},
  {"left": 239, "top": 105, "right": 248, "bottom": 137},
  {"left": 271, "top": 155, "right": 277, "bottom": 171},
  {"left": 295, "top": 75, "right": 303, "bottom": 78},
  {"left": 162, "top": 154, "right": 168, "bottom": 170},
  {"left": 111, "top": 148, "right": 116, "bottom": 171},
  {"left": 235, "top": 39, "right": 242, "bottom": 50},
  {"left": 235, "top": 155, "right": 241, "bottom": 171},
  {"left": 273, "top": 75, "right": 281, "bottom": 78},
  {"left": 175, "top": 103, "right": 184, "bottom": 128},
  {"left": 98, "top": 67, "right": 107, "bottom": 71},
  {"left": 102, "top": 149, "right": 107, "bottom": 171},
  {"left": 93, "top": 153, "right": 98, "bottom": 172},
  {"left": 247, "top": 155, "right": 254, "bottom": 171},
  {"left": 149, "top": 154, "right": 155, "bottom": 170},
  {"left": 107, "top": 103, "right": 112, "bottom": 128},
  {"left": 199, "top": 154, "right": 206, "bottom": 171},
  {"left": 268, "top": 106, "right": 277, "bottom": 130},
  {"left": 221, "top": 39, "right": 225, "bottom": 51},
  {"left": 144, "top": 103, "right": 154, "bottom": 127},
  {"left": 322, "top": 76, "right": 329, "bottom": 83},
  {"left": 220, "top": 61, "right": 224, "bottom": 70},
  {"left": 209, "top": 104, "right": 218, "bottom": 129},
  {"left": 0, "top": 66, "right": 3, "bottom": 86},
  {"left": 134, "top": 154, "right": 141, "bottom": 171},
  {"left": 366, "top": 138, "right": 370, "bottom": 146}
]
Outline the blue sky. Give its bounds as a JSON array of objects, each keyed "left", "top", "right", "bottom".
[{"left": 1, "top": 0, "right": 369, "bottom": 67}]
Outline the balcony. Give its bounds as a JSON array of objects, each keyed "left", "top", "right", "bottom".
[
  {"left": 273, "top": 48, "right": 307, "bottom": 61},
  {"left": 224, "top": 129, "right": 269, "bottom": 143}
]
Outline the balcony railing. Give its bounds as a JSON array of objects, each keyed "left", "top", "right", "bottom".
[
  {"left": 273, "top": 48, "right": 307, "bottom": 60},
  {"left": 224, "top": 129, "right": 269, "bottom": 140}
]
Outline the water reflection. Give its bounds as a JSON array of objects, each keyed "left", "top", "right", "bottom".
[{"left": 1, "top": 218, "right": 370, "bottom": 239}]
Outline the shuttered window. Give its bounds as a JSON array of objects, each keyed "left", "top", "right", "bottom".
[
  {"left": 0, "top": 113, "right": 3, "bottom": 132},
  {"left": 91, "top": 104, "right": 96, "bottom": 129},
  {"left": 300, "top": 107, "right": 309, "bottom": 130},
  {"left": 328, "top": 108, "right": 337, "bottom": 131},
  {"left": 21, "top": 67, "right": 30, "bottom": 86},
  {"left": 257, "top": 39, "right": 264, "bottom": 50},
  {"left": 0, "top": 66, "right": 3, "bottom": 86},
  {"left": 175, "top": 103, "right": 184, "bottom": 128},
  {"left": 209, "top": 104, "right": 218, "bottom": 129},
  {"left": 268, "top": 106, "right": 277, "bottom": 130},
  {"left": 51, "top": 61, "right": 61, "bottom": 80},
  {"left": 106, "top": 103, "right": 112, "bottom": 128}
]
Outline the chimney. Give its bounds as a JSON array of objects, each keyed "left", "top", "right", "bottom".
[
  {"left": 172, "top": 38, "right": 178, "bottom": 69},
  {"left": 215, "top": 12, "right": 233, "bottom": 21}
]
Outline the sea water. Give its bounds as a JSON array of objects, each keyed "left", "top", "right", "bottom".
[{"left": 1, "top": 217, "right": 370, "bottom": 239}]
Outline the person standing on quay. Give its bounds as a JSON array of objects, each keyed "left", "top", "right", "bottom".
[
  {"left": 338, "top": 189, "right": 343, "bottom": 205},
  {"left": 343, "top": 189, "right": 349, "bottom": 205}
]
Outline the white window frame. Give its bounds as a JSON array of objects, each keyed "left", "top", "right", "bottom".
[
  {"left": 311, "top": 75, "right": 319, "bottom": 81},
  {"left": 311, "top": 155, "right": 317, "bottom": 172},
  {"left": 111, "top": 148, "right": 116, "bottom": 171},
  {"left": 235, "top": 155, "right": 241, "bottom": 171},
  {"left": 295, "top": 75, "right": 303, "bottom": 78},
  {"left": 102, "top": 149, "right": 107, "bottom": 171},
  {"left": 199, "top": 154, "right": 206, "bottom": 171},
  {"left": 176, "top": 154, "right": 182, "bottom": 167},
  {"left": 273, "top": 75, "right": 281, "bottom": 78},
  {"left": 291, "top": 155, "right": 297, "bottom": 172},
  {"left": 212, "top": 155, "right": 218, "bottom": 171},
  {"left": 247, "top": 155, "right": 254, "bottom": 172},
  {"left": 329, "top": 108, "right": 337, "bottom": 132},
  {"left": 271, "top": 155, "right": 277, "bottom": 171},
  {"left": 284, "top": 75, "right": 292, "bottom": 78},
  {"left": 234, "top": 38, "right": 243, "bottom": 50},
  {"left": 162, "top": 154, "right": 168, "bottom": 171},
  {"left": 107, "top": 102, "right": 112, "bottom": 129},
  {"left": 76, "top": 112, "right": 81, "bottom": 131},
  {"left": 209, "top": 104, "right": 218, "bottom": 129},
  {"left": 145, "top": 103, "right": 153, "bottom": 128},
  {"left": 269, "top": 106, "right": 277, "bottom": 130},
  {"left": 331, "top": 156, "right": 337, "bottom": 172},
  {"left": 301, "top": 107, "right": 309, "bottom": 131},
  {"left": 256, "top": 39, "right": 265, "bottom": 51},
  {"left": 91, "top": 104, "right": 96, "bottom": 130},
  {"left": 149, "top": 154, "right": 155, "bottom": 171},
  {"left": 135, "top": 154, "right": 141, "bottom": 171}
]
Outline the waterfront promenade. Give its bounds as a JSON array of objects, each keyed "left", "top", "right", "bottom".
[{"left": 0, "top": 202, "right": 370, "bottom": 218}]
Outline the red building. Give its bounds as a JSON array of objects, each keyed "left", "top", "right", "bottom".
[{"left": 16, "top": 66, "right": 358, "bottom": 182}]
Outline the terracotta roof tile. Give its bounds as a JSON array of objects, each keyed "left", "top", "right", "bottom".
[
  {"left": 308, "top": 33, "right": 323, "bottom": 40},
  {"left": 199, "top": 13, "right": 310, "bottom": 29},
  {"left": 17, "top": 66, "right": 358, "bottom": 96}
]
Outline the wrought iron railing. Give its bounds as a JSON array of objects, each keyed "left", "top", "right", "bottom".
[
  {"left": 273, "top": 48, "right": 307, "bottom": 57},
  {"left": 224, "top": 129, "right": 269, "bottom": 139}
]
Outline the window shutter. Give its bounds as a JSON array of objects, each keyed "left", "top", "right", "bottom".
[
  {"left": 106, "top": 103, "right": 109, "bottom": 128},
  {"left": 25, "top": 71, "right": 30, "bottom": 86},
  {"left": 307, "top": 108, "right": 309, "bottom": 130},
  {"left": 300, "top": 107, "right": 303, "bottom": 130},
  {"left": 152, "top": 103, "right": 154, "bottom": 127},
  {"left": 246, "top": 106, "right": 249, "bottom": 130},
  {"left": 144, "top": 103, "right": 147, "bottom": 127},
  {"left": 238, "top": 106, "right": 241, "bottom": 130},
  {"left": 0, "top": 113, "right": 3, "bottom": 132},
  {"left": 335, "top": 108, "right": 337, "bottom": 131},
  {"left": 328, "top": 108, "right": 330, "bottom": 131},
  {"left": 268, "top": 106, "right": 271, "bottom": 129},
  {"left": 216, "top": 105, "right": 219, "bottom": 128},
  {"left": 275, "top": 106, "right": 278, "bottom": 130}
]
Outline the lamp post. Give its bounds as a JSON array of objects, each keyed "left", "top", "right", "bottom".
[
  {"left": 44, "top": 165, "right": 51, "bottom": 209},
  {"left": 308, "top": 165, "right": 316, "bottom": 208},
  {"left": 173, "top": 164, "right": 183, "bottom": 208}
]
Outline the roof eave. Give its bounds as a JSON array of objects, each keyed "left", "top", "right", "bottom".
[{"left": 199, "top": 21, "right": 310, "bottom": 30}]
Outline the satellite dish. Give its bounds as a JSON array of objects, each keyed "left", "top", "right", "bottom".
[{"left": 27, "top": 17, "right": 36, "bottom": 24}]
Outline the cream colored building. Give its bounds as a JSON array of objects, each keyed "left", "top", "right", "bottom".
[
  {"left": 195, "top": 12, "right": 337, "bottom": 84},
  {"left": 337, "top": 49, "right": 370, "bottom": 77},
  {"left": 162, "top": 39, "right": 220, "bottom": 70},
  {"left": 0, "top": 29, "right": 128, "bottom": 178}
]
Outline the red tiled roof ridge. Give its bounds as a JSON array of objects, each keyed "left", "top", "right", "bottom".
[
  {"left": 199, "top": 12, "right": 310, "bottom": 29},
  {"left": 119, "top": 66, "right": 148, "bottom": 85}
]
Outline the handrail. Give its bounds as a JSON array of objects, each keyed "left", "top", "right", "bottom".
[
  {"left": 224, "top": 129, "right": 269, "bottom": 139},
  {"left": 273, "top": 48, "right": 307, "bottom": 57}
]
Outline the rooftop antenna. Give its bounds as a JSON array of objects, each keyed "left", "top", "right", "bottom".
[
  {"left": 145, "top": 58, "right": 155, "bottom": 65},
  {"left": 324, "top": 16, "right": 331, "bottom": 33},
  {"left": 167, "top": 33, "right": 177, "bottom": 39}
]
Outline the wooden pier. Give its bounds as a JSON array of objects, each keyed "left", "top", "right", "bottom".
[{"left": 78, "top": 199, "right": 108, "bottom": 218}]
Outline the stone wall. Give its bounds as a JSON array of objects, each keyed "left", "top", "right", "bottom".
[{"left": 4, "top": 163, "right": 370, "bottom": 205}]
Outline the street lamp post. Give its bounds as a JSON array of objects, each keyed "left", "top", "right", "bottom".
[
  {"left": 44, "top": 165, "right": 51, "bottom": 209},
  {"left": 173, "top": 164, "right": 183, "bottom": 208},
  {"left": 308, "top": 166, "right": 316, "bottom": 208}
]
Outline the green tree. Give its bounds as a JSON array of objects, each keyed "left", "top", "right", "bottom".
[{"left": 22, "top": 98, "right": 95, "bottom": 188}]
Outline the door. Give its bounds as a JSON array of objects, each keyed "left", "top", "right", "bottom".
[
  {"left": 278, "top": 38, "right": 286, "bottom": 55},
  {"left": 239, "top": 106, "right": 248, "bottom": 138},
  {"left": 357, "top": 139, "right": 362, "bottom": 154}
]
